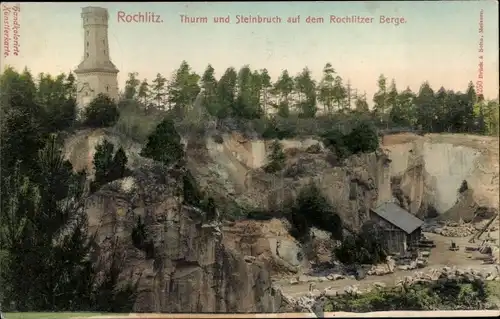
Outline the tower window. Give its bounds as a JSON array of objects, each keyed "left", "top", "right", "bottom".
[
  {"left": 106, "top": 85, "right": 109, "bottom": 92},
  {"left": 87, "top": 41, "right": 89, "bottom": 47},
  {"left": 86, "top": 30, "right": 89, "bottom": 36},
  {"left": 86, "top": 53, "right": 89, "bottom": 57},
  {"left": 85, "top": 91, "right": 89, "bottom": 96},
  {"left": 104, "top": 50, "right": 106, "bottom": 55},
  {"left": 102, "top": 40, "right": 105, "bottom": 44}
]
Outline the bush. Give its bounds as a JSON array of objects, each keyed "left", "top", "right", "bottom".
[
  {"left": 91, "top": 140, "right": 129, "bottom": 192},
  {"left": 82, "top": 94, "right": 120, "bottom": 128},
  {"left": 113, "top": 100, "right": 162, "bottom": 142},
  {"left": 264, "top": 140, "right": 286, "bottom": 173},
  {"left": 212, "top": 133, "right": 224, "bottom": 144},
  {"left": 324, "top": 279, "right": 490, "bottom": 312},
  {"left": 284, "top": 183, "right": 343, "bottom": 242},
  {"left": 334, "top": 221, "right": 387, "bottom": 265},
  {"left": 343, "top": 121, "right": 379, "bottom": 154},
  {"left": 322, "top": 122, "right": 379, "bottom": 159},
  {"left": 322, "top": 128, "right": 350, "bottom": 159},
  {"left": 140, "top": 117, "right": 184, "bottom": 166}
]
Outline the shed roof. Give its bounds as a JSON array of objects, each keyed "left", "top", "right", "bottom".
[{"left": 371, "top": 202, "right": 424, "bottom": 234}]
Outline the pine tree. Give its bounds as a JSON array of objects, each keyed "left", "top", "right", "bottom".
[
  {"left": 265, "top": 140, "right": 286, "bottom": 173},
  {"left": 141, "top": 117, "right": 184, "bottom": 166}
]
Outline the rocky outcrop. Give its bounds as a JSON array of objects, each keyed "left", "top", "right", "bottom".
[
  {"left": 222, "top": 219, "right": 304, "bottom": 274},
  {"left": 195, "top": 132, "right": 393, "bottom": 232},
  {"left": 383, "top": 133, "right": 499, "bottom": 220},
  {"left": 85, "top": 165, "right": 284, "bottom": 313}
]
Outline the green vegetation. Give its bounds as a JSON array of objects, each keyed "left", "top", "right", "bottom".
[
  {"left": 284, "top": 183, "right": 343, "bottom": 242},
  {"left": 322, "top": 121, "right": 379, "bottom": 162},
  {"left": 91, "top": 139, "right": 129, "bottom": 192},
  {"left": 324, "top": 278, "right": 494, "bottom": 312},
  {"left": 334, "top": 221, "right": 388, "bottom": 265},
  {"left": 140, "top": 117, "right": 184, "bottom": 167},
  {"left": 82, "top": 93, "right": 119, "bottom": 128},
  {"left": 264, "top": 140, "right": 286, "bottom": 173}
]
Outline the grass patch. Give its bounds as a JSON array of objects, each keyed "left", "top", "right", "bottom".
[
  {"left": 486, "top": 281, "right": 500, "bottom": 307},
  {"left": 3, "top": 313, "right": 123, "bottom": 319},
  {"left": 323, "top": 279, "right": 495, "bottom": 312}
]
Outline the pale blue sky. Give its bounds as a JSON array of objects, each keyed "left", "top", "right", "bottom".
[{"left": 1, "top": 1, "right": 498, "bottom": 101}]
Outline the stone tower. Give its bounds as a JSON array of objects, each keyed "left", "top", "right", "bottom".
[{"left": 75, "top": 7, "right": 119, "bottom": 110}]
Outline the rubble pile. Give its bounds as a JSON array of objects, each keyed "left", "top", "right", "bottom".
[
  {"left": 394, "top": 266, "right": 500, "bottom": 286},
  {"left": 280, "top": 265, "right": 500, "bottom": 312},
  {"left": 422, "top": 221, "right": 476, "bottom": 237}
]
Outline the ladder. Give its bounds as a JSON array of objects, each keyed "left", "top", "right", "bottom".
[{"left": 469, "top": 213, "right": 498, "bottom": 243}]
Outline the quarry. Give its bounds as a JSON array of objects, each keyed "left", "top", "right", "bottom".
[{"left": 62, "top": 127, "right": 500, "bottom": 313}]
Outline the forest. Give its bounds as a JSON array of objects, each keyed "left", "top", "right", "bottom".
[{"left": 0, "top": 61, "right": 498, "bottom": 312}]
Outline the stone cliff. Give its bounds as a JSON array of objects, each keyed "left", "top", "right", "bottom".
[
  {"left": 383, "top": 133, "right": 499, "bottom": 221},
  {"left": 84, "top": 165, "right": 284, "bottom": 312}
]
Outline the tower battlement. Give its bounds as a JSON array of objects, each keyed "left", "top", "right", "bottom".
[{"left": 81, "top": 7, "right": 109, "bottom": 26}]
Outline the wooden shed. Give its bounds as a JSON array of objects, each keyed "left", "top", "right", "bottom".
[{"left": 369, "top": 202, "right": 424, "bottom": 256}]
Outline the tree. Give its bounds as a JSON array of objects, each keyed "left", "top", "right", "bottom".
[
  {"left": 137, "top": 79, "right": 150, "bottom": 108},
  {"left": 294, "top": 67, "right": 317, "bottom": 118},
  {"left": 264, "top": 140, "right": 286, "bottom": 173},
  {"left": 483, "top": 99, "right": 499, "bottom": 135},
  {"left": 82, "top": 94, "right": 120, "bottom": 128},
  {"left": 273, "top": 70, "right": 294, "bottom": 117},
  {"left": 415, "top": 82, "right": 436, "bottom": 132},
  {"left": 234, "top": 65, "right": 262, "bottom": 119},
  {"left": 0, "top": 135, "right": 93, "bottom": 310},
  {"left": 124, "top": 72, "right": 141, "bottom": 100},
  {"left": 200, "top": 64, "right": 219, "bottom": 117},
  {"left": 216, "top": 67, "right": 237, "bottom": 120},
  {"left": 151, "top": 73, "right": 167, "bottom": 109},
  {"left": 37, "top": 73, "right": 77, "bottom": 131},
  {"left": 167, "top": 61, "right": 201, "bottom": 118},
  {"left": 385, "top": 79, "right": 398, "bottom": 124},
  {"left": 259, "top": 68, "right": 272, "bottom": 115},
  {"left": 91, "top": 140, "right": 128, "bottom": 192},
  {"left": 140, "top": 117, "right": 184, "bottom": 166},
  {"left": 332, "top": 75, "right": 347, "bottom": 112},
  {"left": 390, "top": 87, "right": 416, "bottom": 127},
  {"left": 373, "top": 74, "right": 388, "bottom": 123},
  {"left": 111, "top": 147, "right": 128, "bottom": 180},
  {"left": 344, "top": 122, "right": 379, "bottom": 154},
  {"left": 0, "top": 67, "right": 47, "bottom": 179},
  {"left": 354, "top": 91, "right": 370, "bottom": 113},
  {"left": 318, "top": 63, "right": 336, "bottom": 114}
]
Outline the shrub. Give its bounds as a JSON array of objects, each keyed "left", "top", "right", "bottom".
[
  {"left": 82, "top": 94, "right": 120, "bottom": 128},
  {"left": 264, "top": 140, "right": 286, "bottom": 173},
  {"left": 91, "top": 140, "right": 129, "bottom": 192},
  {"left": 344, "top": 121, "right": 379, "bottom": 154},
  {"left": 140, "top": 117, "right": 184, "bottom": 167},
  {"left": 113, "top": 100, "right": 161, "bottom": 143},
  {"left": 334, "top": 221, "right": 387, "bottom": 265},
  {"left": 324, "top": 279, "right": 490, "bottom": 312},
  {"left": 212, "top": 133, "right": 224, "bottom": 144},
  {"left": 322, "top": 122, "right": 379, "bottom": 159},
  {"left": 284, "top": 182, "right": 343, "bottom": 242},
  {"left": 322, "top": 128, "right": 350, "bottom": 159}
]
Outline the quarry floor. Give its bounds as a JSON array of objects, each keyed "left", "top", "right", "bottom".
[{"left": 274, "top": 231, "right": 500, "bottom": 298}]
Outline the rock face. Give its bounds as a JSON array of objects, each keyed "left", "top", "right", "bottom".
[
  {"left": 383, "top": 133, "right": 499, "bottom": 220},
  {"left": 191, "top": 131, "right": 393, "bottom": 232},
  {"left": 85, "top": 165, "right": 283, "bottom": 313}
]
